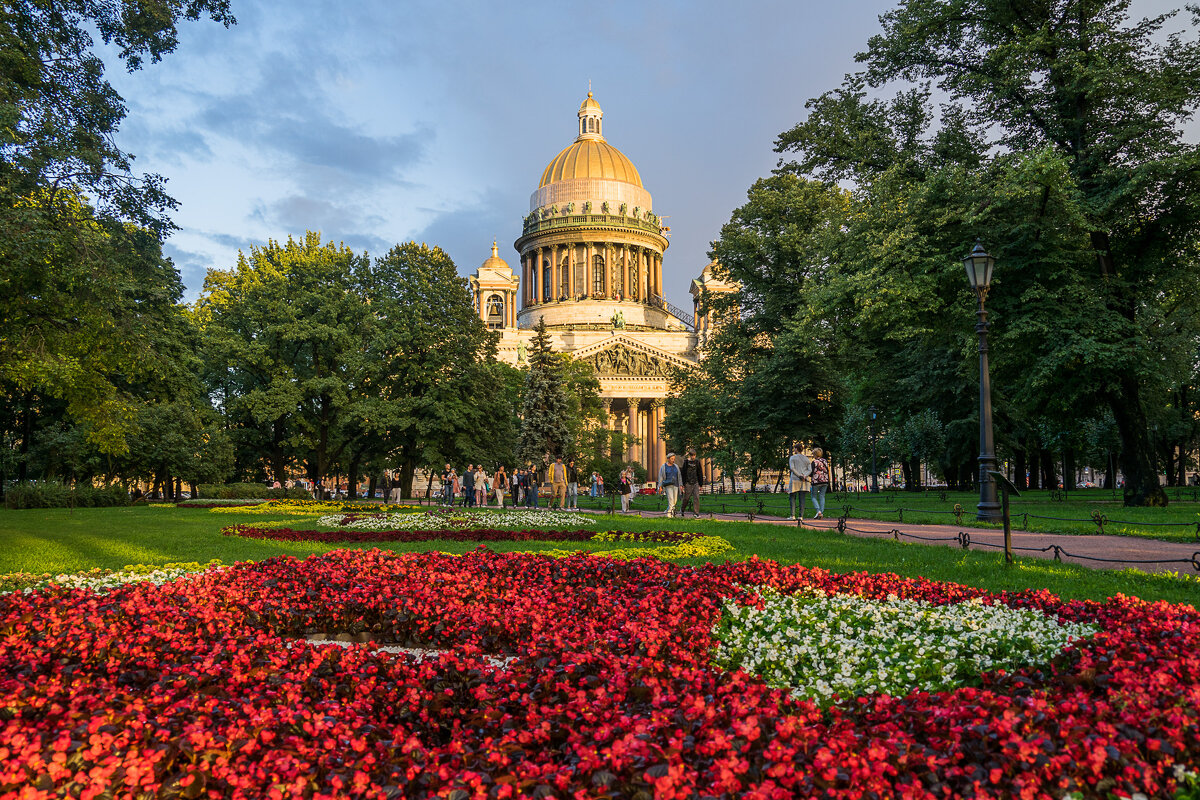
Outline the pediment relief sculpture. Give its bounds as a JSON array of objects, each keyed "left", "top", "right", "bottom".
[{"left": 578, "top": 342, "right": 680, "bottom": 378}]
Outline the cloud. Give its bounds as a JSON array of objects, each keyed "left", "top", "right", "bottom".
[
  {"left": 249, "top": 194, "right": 391, "bottom": 256},
  {"left": 411, "top": 187, "right": 525, "bottom": 277},
  {"left": 193, "top": 52, "right": 431, "bottom": 189}
]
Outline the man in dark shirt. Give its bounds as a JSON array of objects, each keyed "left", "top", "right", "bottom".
[
  {"left": 566, "top": 459, "right": 580, "bottom": 510},
  {"left": 462, "top": 464, "right": 475, "bottom": 507},
  {"left": 680, "top": 448, "right": 706, "bottom": 517},
  {"left": 440, "top": 464, "right": 452, "bottom": 505}
]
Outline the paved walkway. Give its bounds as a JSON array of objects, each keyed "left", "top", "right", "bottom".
[{"left": 610, "top": 509, "right": 1200, "bottom": 575}]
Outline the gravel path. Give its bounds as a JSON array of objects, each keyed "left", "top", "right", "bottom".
[{"left": 600, "top": 509, "right": 1200, "bottom": 575}]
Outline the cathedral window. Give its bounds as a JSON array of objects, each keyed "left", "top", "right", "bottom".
[
  {"left": 630, "top": 264, "right": 639, "bottom": 299},
  {"left": 542, "top": 266, "right": 551, "bottom": 300},
  {"left": 593, "top": 254, "right": 606, "bottom": 295}
]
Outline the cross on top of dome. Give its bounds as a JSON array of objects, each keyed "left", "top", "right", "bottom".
[{"left": 577, "top": 91, "right": 603, "bottom": 141}]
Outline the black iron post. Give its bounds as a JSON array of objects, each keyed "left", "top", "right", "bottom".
[
  {"left": 869, "top": 405, "right": 879, "bottom": 494},
  {"left": 965, "top": 241, "right": 1002, "bottom": 522}
]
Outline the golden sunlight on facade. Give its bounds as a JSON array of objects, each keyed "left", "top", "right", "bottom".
[{"left": 468, "top": 93, "right": 737, "bottom": 474}]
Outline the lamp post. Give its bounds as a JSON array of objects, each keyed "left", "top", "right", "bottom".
[
  {"left": 964, "top": 240, "right": 1002, "bottom": 521},
  {"left": 869, "top": 405, "right": 878, "bottom": 494}
]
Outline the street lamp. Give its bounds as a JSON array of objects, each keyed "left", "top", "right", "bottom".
[
  {"left": 964, "top": 240, "right": 1001, "bottom": 521},
  {"left": 869, "top": 405, "right": 878, "bottom": 493}
]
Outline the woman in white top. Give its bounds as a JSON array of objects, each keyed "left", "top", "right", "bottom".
[{"left": 787, "top": 443, "right": 812, "bottom": 521}]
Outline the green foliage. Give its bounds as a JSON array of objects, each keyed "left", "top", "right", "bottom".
[
  {"left": 0, "top": 1, "right": 233, "bottom": 455},
  {"left": 518, "top": 319, "right": 572, "bottom": 465},
  {"left": 4, "top": 481, "right": 129, "bottom": 509},
  {"left": 774, "top": 0, "right": 1200, "bottom": 506},
  {"left": 196, "top": 483, "right": 308, "bottom": 500}
]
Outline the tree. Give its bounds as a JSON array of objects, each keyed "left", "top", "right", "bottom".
[
  {"left": 363, "top": 242, "right": 514, "bottom": 496},
  {"left": 517, "top": 319, "right": 571, "bottom": 465},
  {"left": 0, "top": 2, "right": 233, "bottom": 450},
  {"left": 196, "top": 232, "right": 372, "bottom": 485},
  {"left": 781, "top": 0, "right": 1200, "bottom": 505}
]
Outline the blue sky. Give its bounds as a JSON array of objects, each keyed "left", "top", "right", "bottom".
[{"left": 102, "top": 0, "right": 1187, "bottom": 310}]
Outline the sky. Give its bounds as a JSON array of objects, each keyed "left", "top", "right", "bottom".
[{"left": 101, "top": 0, "right": 1189, "bottom": 311}]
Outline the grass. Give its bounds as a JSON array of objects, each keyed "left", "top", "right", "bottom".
[
  {"left": 1, "top": 504, "right": 1197, "bottom": 606},
  {"left": 555, "top": 487, "right": 1200, "bottom": 543}
]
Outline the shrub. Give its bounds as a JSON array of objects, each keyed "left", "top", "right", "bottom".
[
  {"left": 197, "top": 483, "right": 309, "bottom": 500},
  {"left": 4, "top": 482, "right": 131, "bottom": 509}
]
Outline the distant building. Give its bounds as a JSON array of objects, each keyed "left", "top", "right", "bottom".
[{"left": 468, "top": 93, "right": 736, "bottom": 475}]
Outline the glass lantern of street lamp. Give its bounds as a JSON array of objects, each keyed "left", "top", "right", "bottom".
[{"left": 963, "top": 239, "right": 995, "bottom": 294}]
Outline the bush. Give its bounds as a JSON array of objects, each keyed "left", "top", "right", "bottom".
[
  {"left": 4, "top": 482, "right": 131, "bottom": 509},
  {"left": 197, "top": 483, "right": 309, "bottom": 500}
]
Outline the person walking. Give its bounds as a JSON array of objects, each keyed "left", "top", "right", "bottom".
[
  {"left": 474, "top": 465, "right": 487, "bottom": 508},
  {"left": 494, "top": 466, "right": 509, "bottom": 508},
  {"left": 680, "top": 448, "right": 705, "bottom": 517},
  {"left": 440, "top": 463, "right": 452, "bottom": 505},
  {"left": 550, "top": 456, "right": 569, "bottom": 509},
  {"left": 462, "top": 464, "right": 475, "bottom": 508},
  {"left": 566, "top": 459, "right": 580, "bottom": 510},
  {"left": 787, "top": 443, "right": 812, "bottom": 521},
  {"left": 810, "top": 447, "right": 830, "bottom": 520},
  {"left": 449, "top": 469, "right": 460, "bottom": 506},
  {"left": 597, "top": 474, "right": 605, "bottom": 497},
  {"left": 531, "top": 465, "right": 542, "bottom": 509},
  {"left": 618, "top": 467, "right": 633, "bottom": 512},
  {"left": 658, "top": 452, "right": 682, "bottom": 518}
]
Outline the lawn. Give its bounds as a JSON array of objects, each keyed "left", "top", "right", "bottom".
[
  {"left": 1, "top": 503, "right": 1196, "bottom": 605},
  {"left": 562, "top": 486, "right": 1200, "bottom": 542}
]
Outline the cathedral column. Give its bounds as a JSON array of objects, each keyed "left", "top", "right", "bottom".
[
  {"left": 624, "top": 244, "right": 633, "bottom": 299},
  {"left": 521, "top": 254, "right": 529, "bottom": 307},
  {"left": 602, "top": 399, "right": 614, "bottom": 457},
  {"left": 534, "top": 248, "right": 543, "bottom": 304},
  {"left": 627, "top": 399, "right": 641, "bottom": 465},
  {"left": 656, "top": 254, "right": 664, "bottom": 301},
  {"left": 639, "top": 248, "right": 649, "bottom": 303},
  {"left": 652, "top": 400, "right": 667, "bottom": 476},
  {"left": 509, "top": 289, "right": 516, "bottom": 327},
  {"left": 604, "top": 244, "right": 613, "bottom": 299},
  {"left": 585, "top": 242, "right": 593, "bottom": 297},
  {"left": 550, "top": 247, "right": 559, "bottom": 303}
]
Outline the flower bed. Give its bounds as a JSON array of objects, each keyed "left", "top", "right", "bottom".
[
  {"left": 222, "top": 524, "right": 687, "bottom": 545},
  {"left": 176, "top": 498, "right": 270, "bottom": 509},
  {"left": 315, "top": 509, "right": 597, "bottom": 529},
  {"left": 208, "top": 499, "right": 422, "bottom": 515},
  {"left": 1, "top": 550, "right": 1197, "bottom": 798},
  {"left": 715, "top": 588, "right": 1100, "bottom": 705}
]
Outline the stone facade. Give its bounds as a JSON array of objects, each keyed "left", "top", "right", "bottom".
[{"left": 468, "top": 94, "right": 735, "bottom": 478}]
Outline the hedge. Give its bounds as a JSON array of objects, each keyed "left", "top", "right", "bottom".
[
  {"left": 197, "top": 483, "right": 310, "bottom": 500},
  {"left": 3, "top": 482, "right": 131, "bottom": 509}
]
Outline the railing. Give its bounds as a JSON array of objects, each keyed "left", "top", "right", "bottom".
[
  {"left": 649, "top": 293, "right": 695, "bottom": 330},
  {"left": 521, "top": 213, "right": 666, "bottom": 238}
]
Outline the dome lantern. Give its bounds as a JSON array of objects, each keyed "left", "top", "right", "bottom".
[{"left": 577, "top": 91, "right": 603, "bottom": 140}]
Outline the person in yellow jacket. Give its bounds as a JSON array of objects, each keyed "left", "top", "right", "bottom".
[{"left": 549, "top": 455, "right": 569, "bottom": 509}]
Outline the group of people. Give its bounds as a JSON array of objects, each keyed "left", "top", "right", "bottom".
[
  {"left": 653, "top": 448, "right": 706, "bottom": 518},
  {"left": 786, "top": 444, "right": 831, "bottom": 521},
  {"left": 437, "top": 459, "right": 611, "bottom": 510}
]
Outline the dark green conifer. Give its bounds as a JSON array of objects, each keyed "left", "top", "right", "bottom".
[{"left": 517, "top": 319, "right": 571, "bottom": 465}]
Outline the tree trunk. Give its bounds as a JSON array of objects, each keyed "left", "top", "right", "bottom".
[
  {"left": 367, "top": 474, "right": 377, "bottom": 501},
  {"left": 17, "top": 393, "right": 33, "bottom": 484},
  {"left": 1104, "top": 451, "right": 1116, "bottom": 489},
  {"left": 1108, "top": 378, "right": 1168, "bottom": 506},
  {"left": 1063, "top": 448, "right": 1076, "bottom": 490},
  {"left": 1014, "top": 444, "right": 1028, "bottom": 491},
  {"left": 1040, "top": 450, "right": 1056, "bottom": 490},
  {"left": 348, "top": 456, "right": 361, "bottom": 500},
  {"left": 398, "top": 460, "right": 417, "bottom": 499}
]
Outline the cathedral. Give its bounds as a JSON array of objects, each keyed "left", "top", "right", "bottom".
[{"left": 468, "top": 93, "right": 735, "bottom": 477}]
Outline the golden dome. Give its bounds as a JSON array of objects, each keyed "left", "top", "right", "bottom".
[
  {"left": 480, "top": 241, "right": 509, "bottom": 270},
  {"left": 579, "top": 91, "right": 601, "bottom": 113},
  {"left": 539, "top": 139, "right": 643, "bottom": 188}
]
